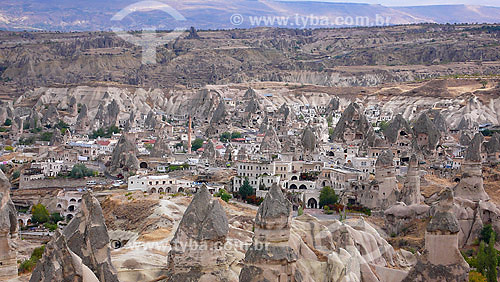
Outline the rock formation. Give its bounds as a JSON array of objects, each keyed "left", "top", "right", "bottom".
[
  {"left": 49, "top": 127, "right": 64, "bottom": 146},
  {"left": 107, "top": 134, "right": 139, "bottom": 176},
  {"left": 368, "top": 149, "right": 399, "bottom": 210},
  {"left": 41, "top": 104, "right": 60, "bottom": 126},
  {"left": 0, "top": 170, "right": 18, "bottom": 281},
  {"left": 454, "top": 133, "right": 489, "bottom": 201},
  {"left": 403, "top": 188, "right": 469, "bottom": 282},
  {"left": 201, "top": 140, "right": 217, "bottom": 163},
  {"left": 166, "top": 185, "right": 233, "bottom": 281},
  {"left": 210, "top": 100, "right": 227, "bottom": 125},
  {"left": 144, "top": 110, "right": 157, "bottom": 129},
  {"left": 260, "top": 127, "right": 281, "bottom": 153},
  {"left": 107, "top": 99, "right": 120, "bottom": 127},
  {"left": 383, "top": 113, "right": 412, "bottom": 144},
  {"left": 63, "top": 192, "right": 119, "bottom": 282},
  {"left": 400, "top": 154, "right": 421, "bottom": 205},
  {"left": 429, "top": 109, "right": 448, "bottom": 133},
  {"left": 412, "top": 112, "right": 441, "bottom": 155},
  {"left": 324, "top": 96, "right": 340, "bottom": 115},
  {"left": 301, "top": 125, "right": 317, "bottom": 154},
  {"left": 30, "top": 230, "right": 100, "bottom": 282},
  {"left": 124, "top": 111, "right": 136, "bottom": 131},
  {"left": 150, "top": 136, "right": 172, "bottom": 158},
  {"left": 484, "top": 133, "right": 500, "bottom": 164},
  {"left": 384, "top": 203, "right": 430, "bottom": 236},
  {"left": 76, "top": 104, "right": 90, "bottom": 133},
  {"left": 239, "top": 183, "right": 300, "bottom": 282},
  {"left": 330, "top": 102, "right": 375, "bottom": 145}
]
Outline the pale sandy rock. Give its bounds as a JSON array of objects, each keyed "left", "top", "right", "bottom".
[
  {"left": 0, "top": 170, "right": 18, "bottom": 281},
  {"left": 63, "top": 192, "right": 119, "bottom": 282},
  {"left": 412, "top": 112, "right": 441, "bottom": 155},
  {"left": 454, "top": 133, "right": 489, "bottom": 201},
  {"left": 260, "top": 127, "right": 281, "bottom": 153},
  {"left": 30, "top": 230, "right": 100, "bottom": 282},
  {"left": 166, "top": 185, "right": 232, "bottom": 281},
  {"left": 384, "top": 114, "right": 411, "bottom": 144}
]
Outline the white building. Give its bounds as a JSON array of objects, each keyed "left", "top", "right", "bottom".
[{"left": 128, "top": 174, "right": 195, "bottom": 194}]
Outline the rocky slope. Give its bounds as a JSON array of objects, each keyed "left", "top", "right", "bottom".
[
  {"left": 0, "top": 24, "right": 499, "bottom": 97},
  {"left": 6, "top": 78, "right": 500, "bottom": 133}
]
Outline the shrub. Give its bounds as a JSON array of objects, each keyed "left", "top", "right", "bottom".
[
  {"left": 43, "top": 222, "right": 58, "bottom": 231},
  {"left": 18, "top": 245, "right": 45, "bottom": 273},
  {"left": 69, "top": 164, "right": 94, "bottom": 179},
  {"left": 245, "top": 195, "right": 263, "bottom": 206},
  {"left": 469, "top": 271, "right": 487, "bottom": 282},
  {"left": 479, "top": 224, "right": 497, "bottom": 243},
  {"left": 50, "top": 213, "right": 64, "bottom": 223},
  {"left": 239, "top": 178, "right": 254, "bottom": 200},
  {"left": 4, "top": 118, "right": 12, "bottom": 126},
  {"left": 298, "top": 206, "right": 303, "bottom": 216},
  {"left": 31, "top": 204, "right": 50, "bottom": 224},
  {"left": 319, "top": 186, "right": 338, "bottom": 208},
  {"left": 191, "top": 138, "right": 204, "bottom": 151},
  {"left": 215, "top": 189, "right": 232, "bottom": 203}
]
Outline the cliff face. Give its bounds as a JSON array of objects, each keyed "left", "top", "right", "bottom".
[
  {"left": 1, "top": 25, "right": 500, "bottom": 98},
  {"left": 9, "top": 78, "right": 500, "bottom": 135}
]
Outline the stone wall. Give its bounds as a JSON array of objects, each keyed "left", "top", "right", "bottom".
[{"left": 19, "top": 177, "right": 106, "bottom": 190}]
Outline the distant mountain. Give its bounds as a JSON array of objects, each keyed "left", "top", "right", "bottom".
[{"left": 0, "top": 0, "right": 499, "bottom": 31}]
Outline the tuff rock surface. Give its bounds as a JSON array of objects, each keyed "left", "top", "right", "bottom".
[
  {"left": 166, "top": 185, "right": 234, "bottom": 281},
  {"left": 63, "top": 192, "right": 119, "bottom": 282},
  {"left": 0, "top": 170, "right": 18, "bottom": 281}
]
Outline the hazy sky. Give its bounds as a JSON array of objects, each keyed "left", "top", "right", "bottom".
[{"left": 281, "top": 0, "right": 500, "bottom": 7}]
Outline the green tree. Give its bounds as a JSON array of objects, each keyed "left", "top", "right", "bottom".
[
  {"left": 239, "top": 178, "right": 254, "bottom": 200},
  {"left": 215, "top": 189, "right": 232, "bottom": 203},
  {"left": 486, "top": 231, "right": 498, "bottom": 282},
  {"left": 19, "top": 245, "right": 45, "bottom": 273},
  {"left": 39, "top": 131, "right": 54, "bottom": 142},
  {"left": 50, "top": 213, "right": 64, "bottom": 223},
  {"left": 480, "top": 224, "right": 497, "bottom": 243},
  {"left": 70, "top": 164, "right": 94, "bottom": 179},
  {"left": 220, "top": 132, "right": 231, "bottom": 143},
  {"left": 191, "top": 138, "right": 204, "bottom": 151},
  {"left": 319, "top": 186, "right": 339, "bottom": 208},
  {"left": 378, "top": 120, "right": 390, "bottom": 132},
  {"left": 477, "top": 241, "right": 487, "bottom": 276},
  {"left": 12, "top": 170, "right": 20, "bottom": 180},
  {"left": 31, "top": 203, "right": 50, "bottom": 224},
  {"left": 231, "top": 132, "right": 242, "bottom": 139},
  {"left": 4, "top": 118, "right": 12, "bottom": 126}
]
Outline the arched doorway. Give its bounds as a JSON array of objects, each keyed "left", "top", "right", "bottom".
[
  {"left": 291, "top": 176, "right": 298, "bottom": 180},
  {"left": 307, "top": 198, "right": 318, "bottom": 209},
  {"left": 68, "top": 205, "right": 75, "bottom": 212},
  {"left": 140, "top": 162, "right": 148, "bottom": 169},
  {"left": 66, "top": 214, "right": 74, "bottom": 222},
  {"left": 299, "top": 184, "right": 307, "bottom": 190},
  {"left": 178, "top": 187, "right": 184, "bottom": 193},
  {"left": 18, "top": 219, "right": 24, "bottom": 227},
  {"left": 290, "top": 184, "right": 297, "bottom": 190},
  {"left": 158, "top": 188, "right": 164, "bottom": 193},
  {"left": 166, "top": 187, "right": 171, "bottom": 193},
  {"left": 150, "top": 188, "right": 157, "bottom": 194}
]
